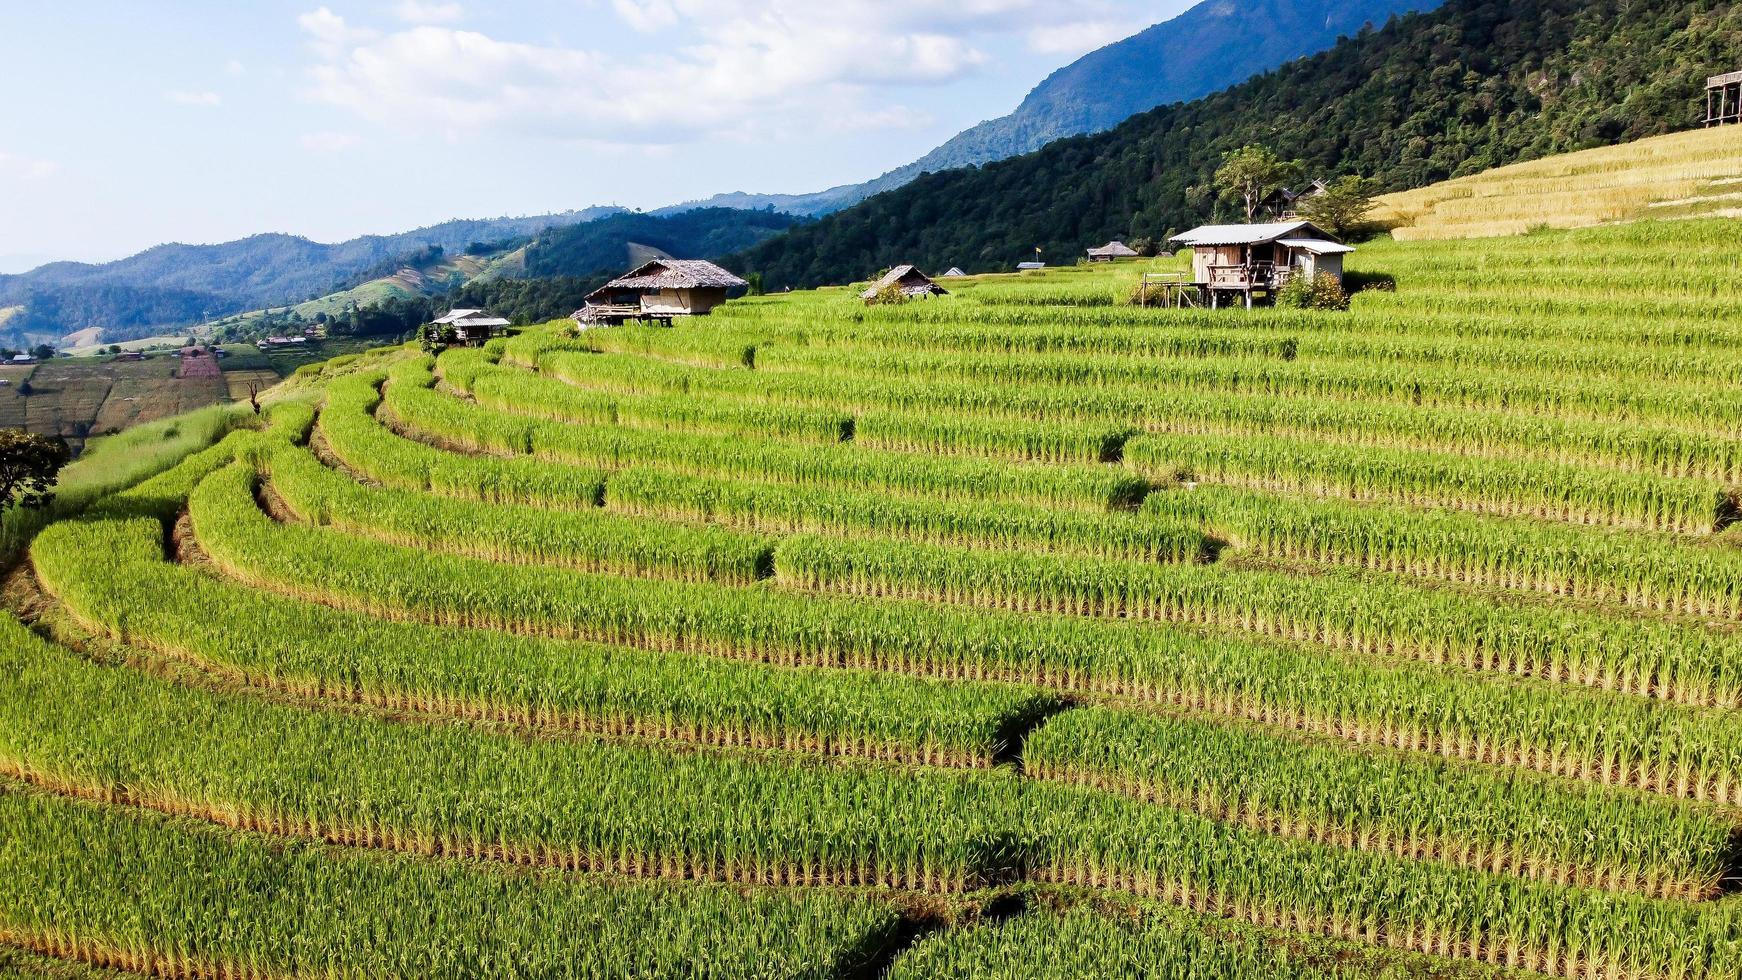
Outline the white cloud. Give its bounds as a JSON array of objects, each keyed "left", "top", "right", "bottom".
[
  {"left": 299, "top": 7, "right": 379, "bottom": 58},
  {"left": 393, "top": 0, "right": 464, "bottom": 24},
  {"left": 0, "top": 151, "right": 57, "bottom": 181},
  {"left": 300, "top": 130, "right": 361, "bottom": 152},
  {"left": 167, "top": 90, "right": 224, "bottom": 107},
  {"left": 299, "top": 1, "right": 1163, "bottom": 145},
  {"left": 1026, "top": 17, "right": 1146, "bottom": 57},
  {"left": 225, "top": 59, "right": 247, "bottom": 77}
]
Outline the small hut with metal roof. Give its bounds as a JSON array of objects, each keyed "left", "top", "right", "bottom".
[
  {"left": 426, "top": 308, "right": 511, "bottom": 347},
  {"left": 861, "top": 265, "right": 949, "bottom": 303},
  {"left": 1087, "top": 240, "right": 1140, "bottom": 262},
  {"left": 1169, "top": 221, "right": 1354, "bottom": 307},
  {"left": 575, "top": 259, "right": 747, "bottom": 325}
]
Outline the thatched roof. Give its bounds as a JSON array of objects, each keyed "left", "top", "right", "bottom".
[
  {"left": 591, "top": 260, "right": 747, "bottom": 299},
  {"left": 1087, "top": 241, "right": 1140, "bottom": 258},
  {"left": 861, "top": 264, "right": 948, "bottom": 300}
]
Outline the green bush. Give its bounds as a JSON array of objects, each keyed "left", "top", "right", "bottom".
[{"left": 1277, "top": 272, "right": 1350, "bottom": 311}]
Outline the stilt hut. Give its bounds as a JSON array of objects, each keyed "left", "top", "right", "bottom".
[
  {"left": 575, "top": 259, "right": 747, "bottom": 326},
  {"left": 1707, "top": 71, "right": 1742, "bottom": 126},
  {"left": 1169, "top": 221, "right": 1354, "bottom": 308},
  {"left": 426, "top": 309, "right": 510, "bottom": 347}
]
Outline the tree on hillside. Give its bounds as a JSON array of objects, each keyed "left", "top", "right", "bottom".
[
  {"left": 1299, "top": 176, "right": 1379, "bottom": 239},
  {"left": 1215, "top": 146, "right": 1302, "bottom": 223},
  {"left": 0, "top": 430, "right": 71, "bottom": 514}
]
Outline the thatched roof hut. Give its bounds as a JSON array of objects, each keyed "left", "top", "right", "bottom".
[
  {"left": 577, "top": 259, "right": 748, "bottom": 323},
  {"left": 1087, "top": 241, "right": 1140, "bottom": 262},
  {"left": 862, "top": 265, "right": 949, "bottom": 302}
]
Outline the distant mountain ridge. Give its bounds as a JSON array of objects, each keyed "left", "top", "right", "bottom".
[
  {"left": 0, "top": 209, "right": 626, "bottom": 345},
  {"left": 662, "top": 0, "right": 1442, "bottom": 217}
]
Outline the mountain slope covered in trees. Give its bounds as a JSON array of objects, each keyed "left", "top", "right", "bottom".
[
  {"left": 663, "top": 0, "right": 1441, "bottom": 218},
  {"left": 737, "top": 0, "right": 1742, "bottom": 286}
]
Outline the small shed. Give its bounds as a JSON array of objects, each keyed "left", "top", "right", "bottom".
[
  {"left": 861, "top": 265, "right": 949, "bottom": 302},
  {"left": 430, "top": 309, "right": 510, "bottom": 346},
  {"left": 941, "top": 267, "right": 967, "bottom": 278},
  {"left": 1017, "top": 262, "right": 1046, "bottom": 272},
  {"left": 577, "top": 259, "right": 747, "bottom": 325},
  {"left": 1087, "top": 241, "right": 1140, "bottom": 262}
]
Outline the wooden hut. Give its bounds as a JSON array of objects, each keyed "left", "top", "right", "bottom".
[
  {"left": 1707, "top": 71, "right": 1742, "bottom": 126},
  {"left": 575, "top": 259, "right": 747, "bottom": 325},
  {"left": 427, "top": 309, "right": 510, "bottom": 347},
  {"left": 941, "top": 267, "right": 968, "bottom": 278},
  {"left": 1087, "top": 241, "right": 1140, "bottom": 262},
  {"left": 1169, "top": 221, "right": 1354, "bottom": 308},
  {"left": 862, "top": 265, "right": 949, "bottom": 303}
]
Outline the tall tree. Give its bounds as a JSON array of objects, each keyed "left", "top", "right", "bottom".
[
  {"left": 1298, "top": 176, "right": 1379, "bottom": 239},
  {"left": 1215, "top": 146, "right": 1303, "bottom": 223},
  {"left": 0, "top": 430, "right": 71, "bottom": 513}
]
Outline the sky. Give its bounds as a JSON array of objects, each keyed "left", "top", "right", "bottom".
[{"left": 0, "top": 0, "right": 1189, "bottom": 273}]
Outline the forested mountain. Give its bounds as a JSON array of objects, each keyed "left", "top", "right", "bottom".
[
  {"left": 662, "top": 0, "right": 1441, "bottom": 218},
  {"left": 737, "top": 0, "right": 1741, "bottom": 286},
  {"left": 0, "top": 209, "right": 623, "bottom": 345},
  {"left": 523, "top": 209, "right": 800, "bottom": 280}
]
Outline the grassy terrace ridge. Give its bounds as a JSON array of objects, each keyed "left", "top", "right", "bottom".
[{"left": 12, "top": 214, "right": 1742, "bottom": 978}]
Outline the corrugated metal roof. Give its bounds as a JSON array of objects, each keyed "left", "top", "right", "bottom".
[
  {"left": 1171, "top": 221, "right": 1322, "bottom": 246},
  {"left": 1277, "top": 238, "right": 1356, "bottom": 255},
  {"left": 433, "top": 309, "right": 485, "bottom": 324}
]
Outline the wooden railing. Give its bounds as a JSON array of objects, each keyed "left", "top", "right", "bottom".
[{"left": 1207, "top": 263, "right": 1277, "bottom": 289}]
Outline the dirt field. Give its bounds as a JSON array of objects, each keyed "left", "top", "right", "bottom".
[{"left": 224, "top": 368, "right": 280, "bottom": 402}]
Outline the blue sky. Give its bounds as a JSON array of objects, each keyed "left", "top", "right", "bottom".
[{"left": 0, "top": 1, "right": 1187, "bottom": 272}]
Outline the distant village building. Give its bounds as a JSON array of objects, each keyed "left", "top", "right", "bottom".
[
  {"left": 1169, "top": 221, "right": 1354, "bottom": 308},
  {"left": 1087, "top": 241, "right": 1140, "bottom": 262},
  {"left": 575, "top": 259, "right": 747, "bottom": 326},
  {"left": 941, "top": 267, "right": 967, "bottom": 278},
  {"left": 1267, "top": 180, "right": 1331, "bottom": 220},
  {"left": 1707, "top": 71, "right": 1742, "bottom": 126},
  {"left": 861, "top": 265, "right": 949, "bottom": 303},
  {"left": 427, "top": 309, "right": 510, "bottom": 347},
  {"left": 10, "top": 354, "right": 37, "bottom": 365},
  {"left": 1016, "top": 261, "right": 1047, "bottom": 271},
  {"left": 256, "top": 335, "right": 310, "bottom": 350}
]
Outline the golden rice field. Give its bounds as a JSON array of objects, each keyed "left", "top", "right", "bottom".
[
  {"left": 1377, "top": 125, "right": 1742, "bottom": 239},
  {"left": 4, "top": 217, "right": 1742, "bottom": 978}
]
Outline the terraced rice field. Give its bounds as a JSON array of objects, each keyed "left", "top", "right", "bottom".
[
  {"left": 6, "top": 218, "right": 1742, "bottom": 978},
  {"left": 1377, "top": 125, "right": 1742, "bottom": 240}
]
